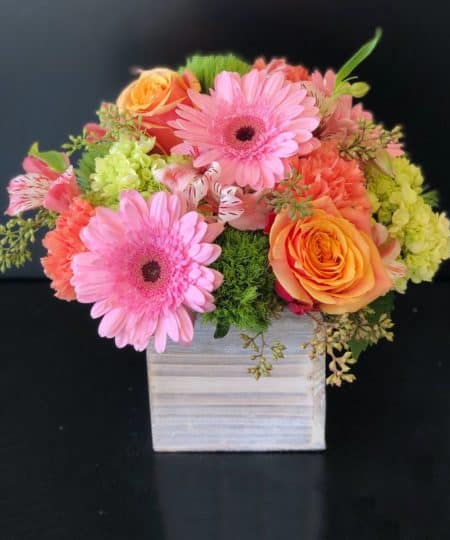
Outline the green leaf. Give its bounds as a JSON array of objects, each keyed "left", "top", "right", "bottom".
[
  {"left": 348, "top": 292, "right": 395, "bottom": 360},
  {"left": 373, "top": 148, "right": 395, "bottom": 178},
  {"left": 422, "top": 188, "right": 440, "bottom": 208},
  {"left": 214, "top": 320, "right": 230, "bottom": 339},
  {"left": 28, "top": 142, "right": 67, "bottom": 173},
  {"left": 335, "top": 28, "right": 383, "bottom": 86},
  {"left": 348, "top": 337, "right": 371, "bottom": 361},
  {"left": 366, "top": 292, "right": 395, "bottom": 324}
]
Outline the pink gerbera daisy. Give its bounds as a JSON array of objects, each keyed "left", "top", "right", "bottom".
[
  {"left": 169, "top": 69, "right": 320, "bottom": 190},
  {"left": 71, "top": 190, "right": 223, "bottom": 353}
]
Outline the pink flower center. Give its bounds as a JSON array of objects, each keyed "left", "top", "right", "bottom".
[
  {"left": 141, "top": 260, "right": 161, "bottom": 282},
  {"left": 223, "top": 115, "right": 265, "bottom": 153}
]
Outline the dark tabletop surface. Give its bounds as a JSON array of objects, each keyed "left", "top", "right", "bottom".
[{"left": 0, "top": 280, "right": 449, "bottom": 540}]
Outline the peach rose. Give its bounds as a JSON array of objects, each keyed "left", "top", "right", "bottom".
[
  {"left": 116, "top": 68, "right": 200, "bottom": 154},
  {"left": 269, "top": 196, "right": 393, "bottom": 314}
]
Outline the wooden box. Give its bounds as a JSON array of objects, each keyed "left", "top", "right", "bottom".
[{"left": 146, "top": 312, "right": 326, "bottom": 452}]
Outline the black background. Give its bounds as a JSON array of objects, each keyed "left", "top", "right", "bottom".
[
  {"left": 1, "top": 0, "right": 450, "bottom": 278},
  {"left": 0, "top": 1, "right": 449, "bottom": 539}
]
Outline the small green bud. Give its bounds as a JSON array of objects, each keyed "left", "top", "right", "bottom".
[{"left": 350, "top": 81, "right": 370, "bottom": 98}]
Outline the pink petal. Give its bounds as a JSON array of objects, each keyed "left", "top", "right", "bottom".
[
  {"left": 44, "top": 167, "right": 80, "bottom": 213},
  {"left": 242, "top": 69, "right": 262, "bottom": 103},
  {"left": 203, "top": 221, "right": 224, "bottom": 243},
  {"left": 5, "top": 173, "right": 52, "bottom": 215},
  {"left": 188, "top": 243, "right": 221, "bottom": 265},
  {"left": 183, "top": 284, "right": 206, "bottom": 311},
  {"left": 177, "top": 211, "right": 201, "bottom": 243},
  {"left": 214, "top": 71, "right": 239, "bottom": 102},
  {"left": 119, "top": 190, "right": 150, "bottom": 230},
  {"left": 177, "top": 305, "right": 194, "bottom": 343},
  {"left": 149, "top": 191, "right": 170, "bottom": 227},
  {"left": 154, "top": 317, "right": 168, "bottom": 353},
  {"left": 98, "top": 308, "right": 127, "bottom": 338},
  {"left": 91, "top": 299, "right": 114, "bottom": 318},
  {"left": 163, "top": 309, "right": 180, "bottom": 342}
]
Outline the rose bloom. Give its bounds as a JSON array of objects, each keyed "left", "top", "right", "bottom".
[
  {"left": 269, "top": 196, "right": 393, "bottom": 314},
  {"left": 117, "top": 68, "right": 200, "bottom": 154}
]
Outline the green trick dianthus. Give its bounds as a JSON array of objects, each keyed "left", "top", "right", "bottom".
[
  {"left": 202, "top": 228, "right": 280, "bottom": 337},
  {"left": 184, "top": 54, "right": 251, "bottom": 91}
]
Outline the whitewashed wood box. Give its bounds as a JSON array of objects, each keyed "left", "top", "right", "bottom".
[{"left": 146, "top": 312, "right": 326, "bottom": 452}]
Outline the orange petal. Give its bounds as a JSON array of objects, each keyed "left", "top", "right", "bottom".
[{"left": 270, "top": 259, "right": 313, "bottom": 305}]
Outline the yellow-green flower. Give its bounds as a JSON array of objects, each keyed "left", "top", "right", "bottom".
[
  {"left": 88, "top": 137, "right": 168, "bottom": 208},
  {"left": 366, "top": 157, "right": 450, "bottom": 288}
]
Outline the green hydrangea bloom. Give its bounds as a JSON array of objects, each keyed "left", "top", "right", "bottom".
[
  {"left": 366, "top": 157, "right": 450, "bottom": 289},
  {"left": 88, "top": 137, "right": 168, "bottom": 208}
]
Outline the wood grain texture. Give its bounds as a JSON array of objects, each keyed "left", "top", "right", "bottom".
[{"left": 147, "top": 312, "right": 326, "bottom": 452}]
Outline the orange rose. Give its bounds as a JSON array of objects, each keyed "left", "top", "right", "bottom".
[
  {"left": 269, "top": 197, "right": 393, "bottom": 314},
  {"left": 117, "top": 68, "right": 200, "bottom": 154}
]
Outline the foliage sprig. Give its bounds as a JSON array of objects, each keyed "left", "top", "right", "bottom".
[
  {"left": 303, "top": 294, "right": 395, "bottom": 386},
  {"left": 241, "top": 332, "right": 286, "bottom": 379},
  {"left": 97, "top": 103, "right": 144, "bottom": 142},
  {"left": 0, "top": 209, "right": 56, "bottom": 272},
  {"left": 61, "top": 133, "right": 90, "bottom": 156},
  {"left": 338, "top": 120, "right": 403, "bottom": 162},
  {"left": 62, "top": 104, "right": 144, "bottom": 158},
  {"left": 268, "top": 169, "right": 313, "bottom": 220}
]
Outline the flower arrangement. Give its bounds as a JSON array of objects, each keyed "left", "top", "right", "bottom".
[{"left": 2, "top": 30, "right": 449, "bottom": 386}]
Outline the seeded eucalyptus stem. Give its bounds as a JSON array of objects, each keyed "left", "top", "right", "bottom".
[
  {"left": 0, "top": 209, "right": 56, "bottom": 272},
  {"left": 241, "top": 331, "right": 286, "bottom": 380}
]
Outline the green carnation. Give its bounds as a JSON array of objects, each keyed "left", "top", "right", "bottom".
[
  {"left": 88, "top": 137, "right": 168, "bottom": 208},
  {"left": 366, "top": 157, "right": 450, "bottom": 288},
  {"left": 202, "top": 228, "right": 280, "bottom": 337},
  {"left": 183, "top": 54, "right": 250, "bottom": 91}
]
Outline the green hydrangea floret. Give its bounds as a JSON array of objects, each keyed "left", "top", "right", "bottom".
[
  {"left": 366, "top": 157, "right": 450, "bottom": 290},
  {"left": 202, "top": 228, "right": 281, "bottom": 337},
  {"left": 87, "top": 137, "right": 169, "bottom": 208}
]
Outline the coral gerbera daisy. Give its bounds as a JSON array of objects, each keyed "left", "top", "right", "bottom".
[
  {"left": 169, "top": 69, "right": 320, "bottom": 190},
  {"left": 71, "top": 190, "right": 223, "bottom": 352},
  {"left": 41, "top": 198, "right": 95, "bottom": 301}
]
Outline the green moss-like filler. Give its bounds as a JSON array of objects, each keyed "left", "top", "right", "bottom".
[
  {"left": 202, "top": 228, "right": 280, "bottom": 337},
  {"left": 184, "top": 54, "right": 251, "bottom": 91}
]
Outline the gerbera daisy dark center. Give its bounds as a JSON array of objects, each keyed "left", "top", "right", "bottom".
[
  {"left": 141, "top": 260, "right": 161, "bottom": 283},
  {"left": 235, "top": 125, "right": 256, "bottom": 142}
]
